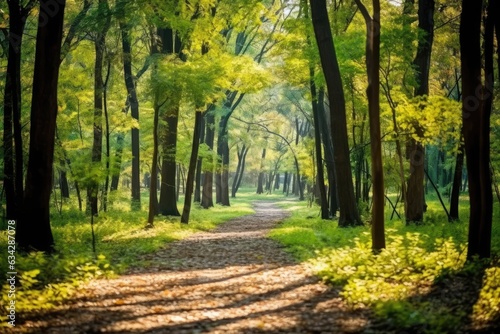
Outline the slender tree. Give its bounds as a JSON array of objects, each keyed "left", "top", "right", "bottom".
[
  {"left": 354, "top": 0, "right": 385, "bottom": 251},
  {"left": 310, "top": 71, "right": 329, "bottom": 219},
  {"left": 405, "top": 0, "right": 435, "bottom": 224},
  {"left": 201, "top": 110, "right": 216, "bottom": 208},
  {"left": 117, "top": 0, "right": 141, "bottom": 209},
  {"left": 181, "top": 110, "right": 203, "bottom": 223},
  {"left": 88, "top": 0, "right": 111, "bottom": 216}
]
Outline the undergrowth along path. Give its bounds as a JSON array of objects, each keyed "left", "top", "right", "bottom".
[{"left": 16, "top": 201, "right": 371, "bottom": 333}]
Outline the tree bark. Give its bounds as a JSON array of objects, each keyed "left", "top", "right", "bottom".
[
  {"left": 449, "top": 140, "right": 464, "bottom": 220},
  {"left": 232, "top": 145, "right": 249, "bottom": 198},
  {"left": 461, "top": 0, "right": 494, "bottom": 259},
  {"left": 318, "top": 88, "right": 338, "bottom": 216},
  {"left": 405, "top": 0, "right": 435, "bottom": 224},
  {"left": 310, "top": 0, "right": 362, "bottom": 226},
  {"left": 157, "top": 26, "right": 183, "bottom": 216},
  {"left": 59, "top": 169, "right": 70, "bottom": 199},
  {"left": 119, "top": 14, "right": 141, "bottom": 209},
  {"left": 88, "top": 0, "right": 111, "bottom": 216},
  {"left": 147, "top": 103, "right": 161, "bottom": 227},
  {"left": 3, "top": 0, "right": 32, "bottom": 221},
  {"left": 181, "top": 110, "right": 203, "bottom": 223},
  {"left": 354, "top": 0, "right": 385, "bottom": 250},
  {"left": 310, "top": 69, "right": 329, "bottom": 219},
  {"left": 202, "top": 111, "right": 216, "bottom": 208},
  {"left": 194, "top": 116, "right": 205, "bottom": 202},
  {"left": 158, "top": 102, "right": 181, "bottom": 216},
  {"left": 257, "top": 148, "right": 267, "bottom": 194},
  {"left": 17, "top": 0, "right": 66, "bottom": 252}
]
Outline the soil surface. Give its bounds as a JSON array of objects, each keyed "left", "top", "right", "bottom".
[{"left": 15, "top": 201, "right": 373, "bottom": 333}]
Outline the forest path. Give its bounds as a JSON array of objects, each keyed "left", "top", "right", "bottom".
[{"left": 19, "top": 201, "right": 371, "bottom": 333}]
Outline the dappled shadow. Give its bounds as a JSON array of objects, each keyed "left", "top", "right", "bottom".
[{"left": 12, "top": 201, "right": 372, "bottom": 334}]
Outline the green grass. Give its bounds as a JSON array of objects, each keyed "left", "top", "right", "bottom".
[{"left": 270, "top": 195, "right": 500, "bottom": 333}]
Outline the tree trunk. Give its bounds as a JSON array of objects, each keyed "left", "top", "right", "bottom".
[
  {"left": 59, "top": 169, "right": 70, "bottom": 199},
  {"left": 181, "top": 110, "right": 203, "bottom": 223},
  {"left": 17, "top": 0, "right": 66, "bottom": 252},
  {"left": 283, "top": 172, "right": 289, "bottom": 194},
  {"left": 102, "top": 57, "right": 111, "bottom": 212},
  {"left": 194, "top": 116, "right": 205, "bottom": 202},
  {"left": 232, "top": 145, "right": 249, "bottom": 198},
  {"left": 310, "top": 69, "right": 329, "bottom": 219},
  {"left": 310, "top": 0, "right": 362, "bottom": 226},
  {"left": 110, "top": 134, "right": 123, "bottom": 191},
  {"left": 147, "top": 103, "right": 161, "bottom": 227},
  {"left": 461, "top": 0, "right": 494, "bottom": 259},
  {"left": 257, "top": 148, "right": 266, "bottom": 194},
  {"left": 158, "top": 101, "right": 181, "bottom": 216},
  {"left": 157, "top": 26, "right": 183, "bottom": 216},
  {"left": 3, "top": 0, "right": 30, "bottom": 221},
  {"left": 318, "top": 88, "right": 338, "bottom": 216},
  {"left": 88, "top": 0, "right": 110, "bottom": 216},
  {"left": 216, "top": 114, "right": 231, "bottom": 206},
  {"left": 120, "top": 18, "right": 141, "bottom": 209},
  {"left": 354, "top": 0, "right": 385, "bottom": 250},
  {"left": 405, "top": 0, "right": 435, "bottom": 224},
  {"left": 202, "top": 111, "right": 216, "bottom": 208},
  {"left": 449, "top": 141, "right": 464, "bottom": 221}
]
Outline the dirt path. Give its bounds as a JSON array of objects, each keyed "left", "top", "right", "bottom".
[{"left": 18, "top": 201, "right": 371, "bottom": 333}]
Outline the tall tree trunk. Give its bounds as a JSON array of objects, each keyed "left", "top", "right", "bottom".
[
  {"left": 449, "top": 141, "right": 464, "bottom": 220},
  {"left": 310, "top": 69, "right": 329, "bottom": 219},
  {"left": 102, "top": 57, "right": 111, "bottom": 211},
  {"left": 257, "top": 148, "right": 266, "bottom": 194},
  {"left": 158, "top": 102, "right": 181, "bottom": 216},
  {"left": 355, "top": 0, "right": 385, "bottom": 251},
  {"left": 17, "top": 0, "right": 66, "bottom": 252},
  {"left": 310, "top": 0, "right": 362, "bottom": 226},
  {"left": 157, "top": 26, "right": 182, "bottom": 216},
  {"left": 318, "top": 88, "right": 339, "bottom": 216},
  {"left": 3, "top": 0, "right": 31, "bottom": 221},
  {"left": 232, "top": 145, "right": 249, "bottom": 198},
  {"left": 194, "top": 116, "right": 205, "bottom": 202},
  {"left": 274, "top": 173, "right": 280, "bottom": 190},
  {"left": 120, "top": 17, "right": 141, "bottom": 209},
  {"left": 88, "top": 0, "right": 110, "bottom": 216},
  {"left": 202, "top": 111, "right": 215, "bottom": 208},
  {"left": 461, "top": 0, "right": 494, "bottom": 259},
  {"left": 59, "top": 168, "right": 70, "bottom": 199},
  {"left": 147, "top": 103, "right": 161, "bottom": 227},
  {"left": 181, "top": 110, "right": 203, "bottom": 223},
  {"left": 110, "top": 134, "right": 123, "bottom": 191},
  {"left": 216, "top": 113, "right": 231, "bottom": 206},
  {"left": 405, "top": 0, "right": 435, "bottom": 224},
  {"left": 283, "top": 172, "right": 289, "bottom": 194}
]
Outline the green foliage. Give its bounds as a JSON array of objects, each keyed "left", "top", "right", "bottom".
[
  {"left": 392, "top": 95, "right": 462, "bottom": 149},
  {"left": 0, "top": 253, "right": 111, "bottom": 315},
  {"left": 311, "top": 233, "right": 465, "bottom": 305},
  {"left": 473, "top": 265, "right": 500, "bottom": 326},
  {"left": 270, "top": 199, "right": 500, "bottom": 333}
]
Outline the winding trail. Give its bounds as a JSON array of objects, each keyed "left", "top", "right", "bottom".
[{"left": 18, "top": 201, "right": 371, "bottom": 333}]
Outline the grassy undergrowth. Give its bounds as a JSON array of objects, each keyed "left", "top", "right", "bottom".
[
  {"left": 270, "top": 196, "right": 500, "bottom": 333},
  {"left": 0, "top": 189, "right": 254, "bottom": 316}
]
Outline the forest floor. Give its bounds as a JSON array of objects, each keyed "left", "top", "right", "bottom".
[{"left": 13, "top": 201, "right": 377, "bottom": 334}]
